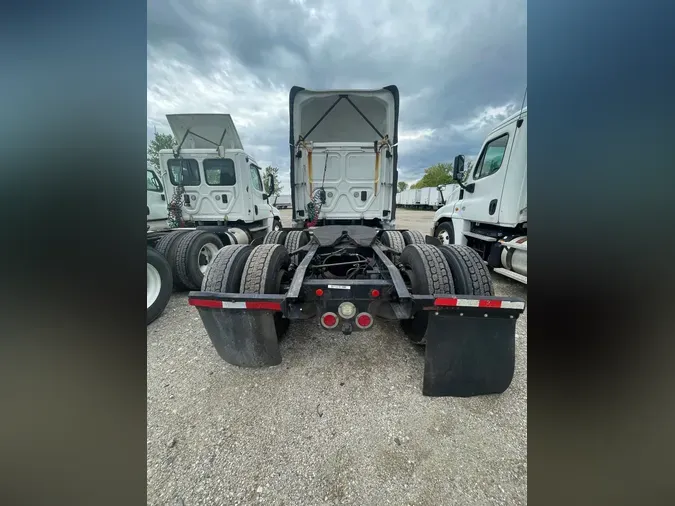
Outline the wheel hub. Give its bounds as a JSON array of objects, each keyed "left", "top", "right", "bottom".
[
  {"left": 198, "top": 243, "right": 220, "bottom": 273},
  {"left": 437, "top": 230, "right": 450, "bottom": 245}
]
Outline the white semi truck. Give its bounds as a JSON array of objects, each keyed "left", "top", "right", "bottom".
[
  {"left": 146, "top": 113, "right": 283, "bottom": 324},
  {"left": 430, "top": 107, "right": 527, "bottom": 284},
  {"left": 185, "top": 86, "right": 526, "bottom": 398}
]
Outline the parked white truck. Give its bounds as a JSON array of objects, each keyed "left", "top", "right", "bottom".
[
  {"left": 430, "top": 107, "right": 527, "bottom": 284},
  {"left": 146, "top": 113, "right": 283, "bottom": 324},
  {"left": 158, "top": 114, "right": 282, "bottom": 234}
]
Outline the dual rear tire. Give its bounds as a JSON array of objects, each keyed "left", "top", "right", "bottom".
[
  {"left": 399, "top": 244, "right": 454, "bottom": 344},
  {"left": 158, "top": 230, "right": 224, "bottom": 290},
  {"left": 202, "top": 243, "right": 291, "bottom": 340},
  {"left": 398, "top": 243, "right": 494, "bottom": 344}
]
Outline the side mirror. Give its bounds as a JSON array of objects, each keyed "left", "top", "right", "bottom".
[
  {"left": 452, "top": 154, "right": 474, "bottom": 193},
  {"left": 267, "top": 175, "right": 275, "bottom": 194},
  {"left": 262, "top": 193, "right": 269, "bottom": 201},
  {"left": 453, "top": 155, "right": 465, "bottom": 182}
]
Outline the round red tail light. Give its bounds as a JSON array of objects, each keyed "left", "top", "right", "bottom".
[
  {"left": 355, "top": 312, "right": 374, "bottom": 330},
  {"left": 315, "top": 288, "right": 324, "bottom": 297},
  {"left": 321, "top": 312, "right": 339, "bottom": 329},
  {"left": 370, "top": 289, "right": 380, "bottom": 298}
]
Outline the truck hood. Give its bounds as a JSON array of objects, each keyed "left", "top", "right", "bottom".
[
  {"left": 289, "top": 86, "right": 399, "bottom": 144},
  {"left": 166, "top": 114, "right": 243, "bottom": 150}
]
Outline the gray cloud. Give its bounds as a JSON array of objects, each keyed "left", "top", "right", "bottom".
[{"left": 148, "top": 0, "right": 526, "bottom": 186}]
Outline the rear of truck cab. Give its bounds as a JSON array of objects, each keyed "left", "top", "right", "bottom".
[
  {"left": 289, "top": 86, "right": 399, "bottom": 229},
  {"left": 157, "top": 113, "right": 273, "bottom": 227}
]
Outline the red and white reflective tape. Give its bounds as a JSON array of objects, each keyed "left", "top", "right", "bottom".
[
  {"left": 189, "top": 298, "right": 281, "bottom": 311},
  {"left": 433, "top": 297, "right": 525, "bottom": 310}
]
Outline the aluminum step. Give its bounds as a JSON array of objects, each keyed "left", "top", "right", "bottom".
[{"left": 493, "top": 268, "right": 527, "bottom": 285}]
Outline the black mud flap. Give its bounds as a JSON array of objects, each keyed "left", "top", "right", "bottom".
[
  {"left": 197, "top": 308, "right": 281, "bottom": 367},
  {"left": 422, "top": 309, "right": 518, "bottom": 397}
]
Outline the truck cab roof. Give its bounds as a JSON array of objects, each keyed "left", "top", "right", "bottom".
[{"left": 488, "top": 107, "right": 527, "bottom": 136}]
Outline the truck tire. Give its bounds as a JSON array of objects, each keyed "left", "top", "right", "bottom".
[
  {"left": 435, "top": 221, "right": 455, "bottom": 246},
  {"left": 263, "top": 230, "right": 288, "bottom": 245},
  {"left": 402, "top": 229, "right": 426, "bottom": 245},
  {"left": 284, "top": 230, "right": 310, "bottom": 266},
  {"left": 399, "top": 244, "right": 454, "bottom": 344},
  {"left": 154, "top": 230, "right": 190, "bottom": 290},
  {"left": 147, "top": 247, "right": 172, "bottom": 325},
  {"left": 202, "top": 244, "right": 254, "bottom": 293},
  {"left": 438, "top": 245, "right": 494, "bottom": 296},
  {"left": 240, "top": 244, "right": 291, "bottom": 339},
  {"left": 381, "top": 231, "right": 405, "bottom": 254},
  {"left": 174, "top": 230, "right": 224, "bottom": 290}
]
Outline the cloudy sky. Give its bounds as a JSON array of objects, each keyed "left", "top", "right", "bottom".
[{"left": 147, "top": 0, "right": 526, "bottom": 190}]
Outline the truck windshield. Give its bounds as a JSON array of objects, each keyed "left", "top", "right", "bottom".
[{"left": 204, "top": 159, "right": 236, "bottom": 186}]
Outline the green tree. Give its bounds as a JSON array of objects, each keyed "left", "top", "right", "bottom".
[
  {"left": 411, "top": 162, "right": 455, "bottom": 188},
  {"left": 263, "top": 166, "right": 283, "bottom": 197},
  {"left": 147, "top": 132, "right": 176, "bottom": 172},
  {"left": 397, "top": 181, "right": 408, "bottom": 192}
]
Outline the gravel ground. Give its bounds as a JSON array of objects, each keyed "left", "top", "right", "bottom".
[{"left": 147, "top": 209, "right": 527, "bottom": 505}]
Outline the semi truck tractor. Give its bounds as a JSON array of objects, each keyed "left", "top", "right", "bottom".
[{"left": 185, "top": 87, "right": 526, "bottom": 397}]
